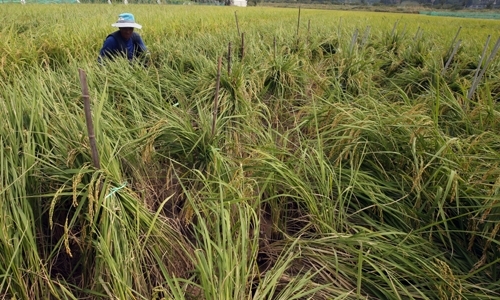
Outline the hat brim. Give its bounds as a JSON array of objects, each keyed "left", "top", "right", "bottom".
[{"left": 112, "top": 23, "right": 142, "bottom": 29}]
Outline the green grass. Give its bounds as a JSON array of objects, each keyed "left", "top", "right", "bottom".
[{"left": 1, "top": 4, "right": 500, "bottom": 299}]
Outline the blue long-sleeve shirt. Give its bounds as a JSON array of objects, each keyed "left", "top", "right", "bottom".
[{"left": 98, "top": 31, "right": 147, "bottom": 62}]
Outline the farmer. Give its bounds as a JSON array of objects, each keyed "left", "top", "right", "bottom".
[{"left": 98, "top": 13, "right": 149, "bottom": 64}]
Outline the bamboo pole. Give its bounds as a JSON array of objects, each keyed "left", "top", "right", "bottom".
[
  {"left": 234, "top": 11, "right": 240, "bottom": 37},
  {"left": 361, "top": 26, "right": 370, "bottom": 47},
  {"left": 307, "top": 19, "right": 311, "bottom": 45},
  {"left": 212, "top": 57, "right": 222, "bottom": 137},
  {"left": 227, "top": 41, "right": 232, "bottom": 74},
  {"left": 240, "top": 32, "right": 245, "bottom": 60},
  {"left": 78, "top": 69, "right": 100, "bottom": 170},
  {"left": 296, "top": 6, "right": 301, "bottom": 37},
  {"left": 442, "top": 40, "right": 461, "bottom": 75},
  {"left": 471, "top": 35, "right": 491, "bottom": 87},
  {"left": 349, "top": 28, "right": 358, "bottom": 53},
  {"left": 468, "top": 37, "right": 500, "bottom": 99},
  {"left": 447, "top": 26, "right": 462, "bottom": 57}
]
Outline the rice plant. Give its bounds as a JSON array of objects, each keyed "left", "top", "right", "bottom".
[{"left": 1, "top": 4, "right": 500, "bottom": 299}]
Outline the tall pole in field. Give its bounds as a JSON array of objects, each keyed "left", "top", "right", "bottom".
[
  {"left": 78, "top": 69, "right": 100, "bottom": 170},
  {"left": 442, "top": 39, "right": 461, "bottom": 75},
  {"left": 349, "top": 28, "right": 359, "bottom": 53},
  {"left": 235, "top": 11, "right": 241, "bottom": 37},
  {"left": 468, "top": 37, "right": 500, "bottom": 99},
  {"left": 296, "top": 6, "right": 301, "bottom": 37},
  {"left": 447, "top": 26, "right": 462, "bottom": 57},
  {"left": 240, "top": 32, "right": 245, "bottom": 60},
  {"left": 227, "top": 42, "right": 232, "bottom": 75},
  {"left": 212, "top": 57, "right": 222, "bottom": 137}
]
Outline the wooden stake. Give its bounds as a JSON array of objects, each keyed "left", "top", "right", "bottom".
[
  {"left": 212, "top": 57, "right": 222, "bottom": 137},
  {"left": 468, "top": 37, "right": 500, "bottom": 99},
  {"left": 447, "top": 26, "right": 462, "bottom": 57},
  {"left": 349, "top": 28, "right": 358, "bottom": 53},
  {"left": 234, "top": 11, "right": 240, "bottom": 37},
  {"left": 471, "top": 35, "right": 490, "bottom": 87},
  {"left": 307, "top": 19, "right": 311, "bottom": 45},
  {"left": 240, "top": 32, "right": 245, "bottom": 60},
  {"left": 296, "top": 6, "right": 301, "bottom": 37},
  {"left": 227, "top": 41, "right": 232, "bottom": 74},
  {"left": 442, "top": 40, "right": 461, "bottom": 75},
  {"left": 361, "top": 26, "right": 370, "bottom": 47},
  {"left": 78, "top": 69, "right": 100, "bottom": 170}
]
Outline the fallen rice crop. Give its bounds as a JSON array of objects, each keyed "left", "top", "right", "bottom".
[{"left": 1, "top": 3, "right": 500, "bottom": 299}]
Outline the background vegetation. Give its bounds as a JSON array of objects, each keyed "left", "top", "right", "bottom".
[
  {"left": 1, "top": 4, "right": 500, "bottom": 299},
  {"left": 3, "top": 0, "right": 500, "bottom": 10}
]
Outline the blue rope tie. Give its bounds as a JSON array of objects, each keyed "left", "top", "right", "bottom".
[{"left": 105, "top": 182, "right": 127, "bottom": 199}]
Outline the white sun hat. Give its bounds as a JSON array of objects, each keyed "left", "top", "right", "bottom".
[{"left": 111, "top": 13, "right": 142, "bottom": 29}]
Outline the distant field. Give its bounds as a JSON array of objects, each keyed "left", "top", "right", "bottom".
[
  {"left": 1, "top": 4, "right": 500, "bottom": 69},
  {"left": 1, "top": 4, "right": 500, "bottom": 299},
  {"left": 420, "top": 10, "right": 500, "bottom": 19}
]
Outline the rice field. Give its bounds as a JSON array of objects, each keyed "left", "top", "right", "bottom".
[{"left": 1, "top": 3, "right": 500, "bottom": 299}]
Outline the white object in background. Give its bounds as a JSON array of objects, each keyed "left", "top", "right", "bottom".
[
  {"left": 124, "top": 0, "right": 128, "bottom": 4},
  {"left": 233, "top": 0, "right": 247, "bottom": 6},
  {"left": 20, "top": 0, "right": 26, "bottom": 4}
]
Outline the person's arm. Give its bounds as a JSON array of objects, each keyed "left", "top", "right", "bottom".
[
  {"left": 98, "top": 36, "right": 119, "bottom": 62},
  {"left": 135, "top": 35, "right": 148, "bottom": 54},
  {"left": 134, "top": 34, "right": 150, "bottom": 67}
]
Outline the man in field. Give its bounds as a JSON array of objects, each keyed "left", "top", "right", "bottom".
[{"left": 98, "top": 13, "right": 149, "bottom": 64}]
